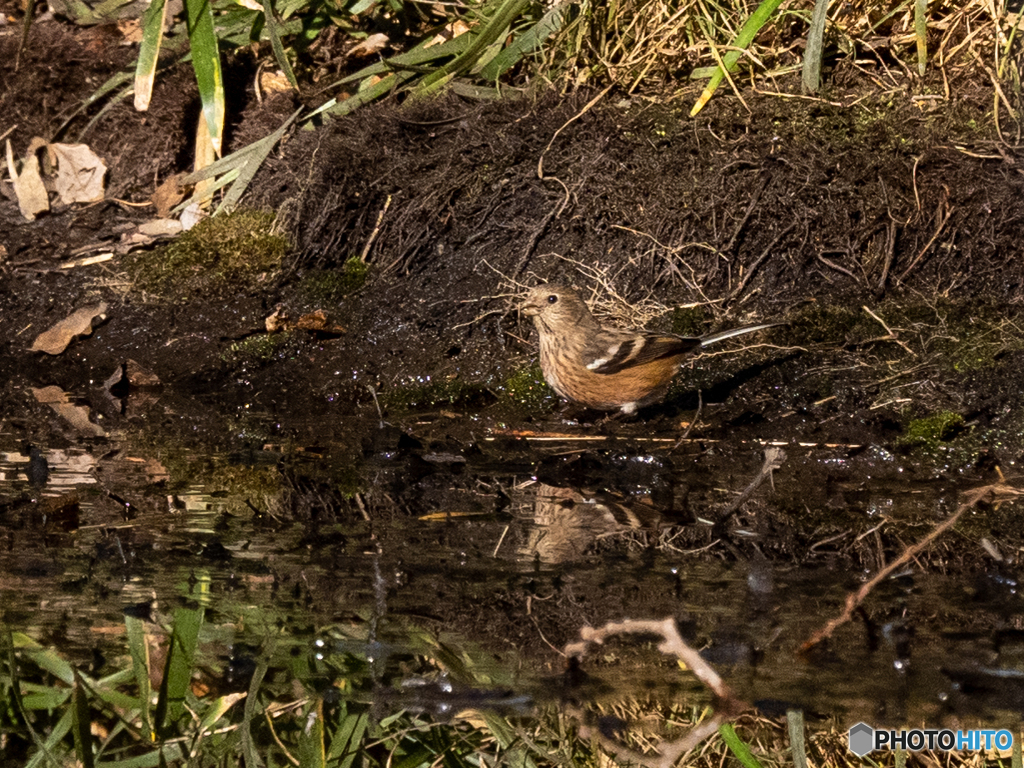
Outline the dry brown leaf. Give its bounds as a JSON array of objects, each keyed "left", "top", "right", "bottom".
[
  {"left": 6, "top": 138, "right": 49, "bottom": 220},
  {"left": 137, "top": 218, "right": 183, "bottom": 237},
  {"left": 180, "top": 200, "right": 205, "bottom": 231},
  {"left": 265, "top": 305, "right": 289, "bottom": 332},
  {"left": 265, "top": 306, "right": 344, "bottom": 335},
  {"left": 47, "top": 143, "right": 107, "bottom": 204},
  {"left": 349, "top": 33, "right": 389, "bottom": 58},
  {"left": 295, "top": 310, "right": 344, "bottom": 334},
  {"left": 30, "top": 302, "right": 109, "bottom": 355},
  {"left": 259, "top": 70, "right": 293, "bottom": 95},
  {"left": 117, "top": 18, "right": 142, "bottom": 43},
  {"left": 145, "top": 458, "right": 170, "bottom": 483},
  {"left": 151, "top": 173, "right": 186, "bottom": 218}
]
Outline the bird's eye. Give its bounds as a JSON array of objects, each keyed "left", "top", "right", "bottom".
[{"left": 547, "top": 294, "right": 558, "bottom": 304}]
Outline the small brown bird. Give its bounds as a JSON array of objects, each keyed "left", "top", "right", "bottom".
[{"left": 521, "top": 284, "right": 778, "bottom": 414}]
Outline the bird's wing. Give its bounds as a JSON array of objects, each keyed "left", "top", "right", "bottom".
[{"left": 582, "top": 330, "right": 701, "bottom": 375}]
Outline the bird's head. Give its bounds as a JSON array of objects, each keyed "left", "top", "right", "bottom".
[{"left": 521, "top": 284, "right": 594, "bottom": 331}]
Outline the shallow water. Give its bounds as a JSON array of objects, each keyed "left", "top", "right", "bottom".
[{"left": 2, "top": 387, "right": 1023, "bottom": 737}]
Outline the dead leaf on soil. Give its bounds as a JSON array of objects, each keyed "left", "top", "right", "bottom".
[
  {"left": 137, "top": 218, "right": 183, "bottom": 237},
  {"left": 31, "top": 386, "right": 107, "bottom": 437},
  {"left": 259, "top": 70, "right": 293, "bottom": 95},
  {"left": 348, "top": 33, "right": 389, "bottom": 58},
  {"left": 30, "top": 302, "right": 109, "bottom": 355},
  {"left": 180, "top": 201, "right": 206, "bottom": 231},
  {"left": 265, "top": 305, "right": 289, "bottom": 332},
  {"left": 114, "top": 218, "right": 183, "bottom": 253},
  {"left": 295, "top": 309, "right": 345, "bottom": 334},
  {"left": 6, "top": 137, "right": 49, "bottom": 220},
  {"left": 152, "top": 173, "right": 186, "bottom": 218},
  {"left": 48, "top": 143, "right": 107, "bottom": 204},
  {"left": 116, "top": 18, "right": 142, "bottom": 43},
  {"left": 264, "top": 306, "right": 345, "bottom": 335}
]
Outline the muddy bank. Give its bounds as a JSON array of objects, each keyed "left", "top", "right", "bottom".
[{"left": 2, "top": 21, "right": 1024, "bottom": 442}]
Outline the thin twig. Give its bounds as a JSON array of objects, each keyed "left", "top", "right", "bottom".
[
  {"left": 711, "top": 447, "right": 786, "bottom": 539},
  {"left": 817, "top": 252, "right": 860, "bottom": 282},
  {"left": 724, "top": 174, "right": 768, "bottom": 254},
  {"left": 897, "top": 194, "right": 953, "bottom": 281},
  {"left": 728, "top": 220, "right": 796, "bottom": 301},
  {"left": 673, "top": 390, "right": 703, "bottom": 450},
  {"left": 861, "top": 305, "right": 916, "bottom": 356},
  {"left": 537, "top": 85, "right": 613, "bottom": 180},
  {"left": 800, "top": 483, "right": 1015, "bottom": 652},
  {"left": 359, "top": 194, "right": 392, "bottom": 263}
]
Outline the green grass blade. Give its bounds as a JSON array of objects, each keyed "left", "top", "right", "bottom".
[
  {"left": 259, "top": 0, "right": 298, "bottom": 89},
  {"left": 482, "top": 712, "right": 537, "bottom": 768},
  {"left": 333, "top": 35, "right": 470, "bottom": 88},
  {"left": 719, "top": 723, "right": 764, "bottom": 768},
  {"left": 185, "top": 0, "right": 225, "bottom": 154},
  {"left": 199, "top": 691, "right": 247, "bottom": 733},
  {"left": 19, "top": 683, "right": 71, "bottom": 710},
  {"left": 241, "top": 657, "right": 268, "bottom": 768},
  {"left": 802, "top": 0, "right": 829, "bottom": 94},
  {"left": 914, "top": 0, "right": 927, "bottom": 76},
  {"left": 135, "top": 0, "right": 167, "bottom": 111},
  {"left": 298, "top": 697, "right": 326, "bottom": 768},
  {"left": 479, "top": 0, "right": 569, "bottom": 81},
  {"left": 47, "top": 0, "right": 97, "bottom": 23},
  {"left": 690, "top": 0, "right": 785, "bottom": 116},
  {"left": 77, "top": 83, "right": 134, "bottom": 142},
  {"left": 155, "top": 604, "right": 205, "bottom": 734},
  {"left": 414, "top": 0, "right": 532, "bottom": 98},
  {"left": 54, "top": 69, "right": 133, "bottom": 139},
  {"left": 7, "top": 631, "right": 67, "bottom": 768},
  {"left": 786, "top": 709, "right": 808, "bottom": 768},
  {"left": 71, "top": 670, "right": 96, "bottom": 768},
  {"left": 125, "top": 615, "right": 154, "bottom": 742},
  {"left": 215, "top": 106, "right": 301, "bottom": 214},
  {"left": 13, "top": 632, "right": 75, "bottom": 685},
  {"left": 326, "top": 704, "right": 368, "bottom": 766},
  {"left": 24, "top": 708, "right": 73, "bottom": 768},
  {"left": 323, "top": 71, "right": 415, "bottom": 117},
  {"left": 15, "top": 0, "right": 35, "bottom": 71},
  {"left": 93, "top": 744, "right": 187, "bottom": 768}
]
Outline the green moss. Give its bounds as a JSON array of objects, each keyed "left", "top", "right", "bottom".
[
  {"left": 899, "top": 411, "right": 965, "bottom": 451},
  {"left": 499, "top": 363, "right": 558, "bottom": 411},
  {"left": 222, "top": 332, "right": 291, "bottom": 367},
  {"left": 129, "top": 210, "right": 287, "bottom": 298},
  {"left": 669, "top": 306, "right": 708, "bottom": 337},
  {"left": 920, "top": 301, "right": 1024, "bottom": 373},
  {"left": 380, "top": 376, "right": 494, "bottom": 411},
  {"left": 787, "top": 303, "right": 863, "bottom": 345},
  {"left": 299, "top": 257, "right": 371, "bottom": 304}
]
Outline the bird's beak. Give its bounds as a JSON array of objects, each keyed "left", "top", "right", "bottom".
[{"left": 521, "top": 298, "right": 541, "bottom": 317}]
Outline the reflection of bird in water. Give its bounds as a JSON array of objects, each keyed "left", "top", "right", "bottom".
[{"left": 521, "top": 483, "right": 664, "bottom": 564}]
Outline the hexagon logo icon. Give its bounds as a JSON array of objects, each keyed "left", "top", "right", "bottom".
[{"left": 848, "top": 722, "right": 874, "bottom": 756}]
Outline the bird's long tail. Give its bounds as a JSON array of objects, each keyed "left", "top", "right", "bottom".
[{"left": 699, "top": 322, "right": 782, "bottom": 347}]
